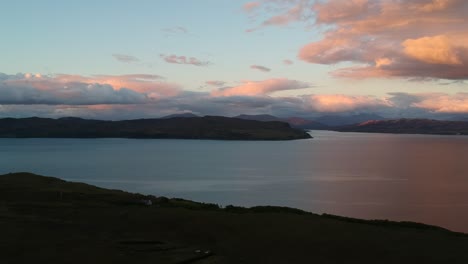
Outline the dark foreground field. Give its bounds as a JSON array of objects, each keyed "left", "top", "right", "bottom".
[{"left": 1, "top": 173, "right": 468, "bottom": 263}]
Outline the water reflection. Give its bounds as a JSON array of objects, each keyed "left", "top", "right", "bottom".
[
  {"left": 301, "top": 131, "right": 468, "bottom": 232},
  {"left": 1, "top": 131, "right": 467, "bottom": 232}
]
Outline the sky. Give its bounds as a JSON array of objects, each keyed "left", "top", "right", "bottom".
[{"left": 1, "top": 0, "right": 467, "bottom": 120}]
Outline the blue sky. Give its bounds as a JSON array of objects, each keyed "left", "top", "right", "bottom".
[{"left": 0, "top": 0, "right": 467, "bottom": 119}]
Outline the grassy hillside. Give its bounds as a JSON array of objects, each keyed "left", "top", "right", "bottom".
[{"left": 1, "top": 172, "right": 468, "bottom": 263}]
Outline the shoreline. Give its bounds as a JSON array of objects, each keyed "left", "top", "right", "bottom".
[{"left": 2, "top": 172, "right": 468, "bottom": 263}]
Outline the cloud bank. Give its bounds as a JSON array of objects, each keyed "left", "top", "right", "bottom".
[
  {"left": 0, "top": 73, "right": 179, "bottom": 105},
  {"left": 211, "top": 78, "right": 310, "bottom": 97},
  {"left": 1, "top": 71, "right": 468, "bottom": 119},
  {"left": 246, "top": 0, "right": 468, "bottom": 80}
]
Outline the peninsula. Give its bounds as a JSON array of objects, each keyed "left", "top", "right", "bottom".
[{"left": 0, "top": 116, "right": 311, "bottom": 140}]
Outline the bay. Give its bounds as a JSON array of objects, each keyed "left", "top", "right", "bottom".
[{"left": 1, "top": 130, "right": 468, "bottom": 232}]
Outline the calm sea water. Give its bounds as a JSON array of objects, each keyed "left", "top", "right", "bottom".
[{"left": 1, "top": 130, "right": 468, "bottom": 232}]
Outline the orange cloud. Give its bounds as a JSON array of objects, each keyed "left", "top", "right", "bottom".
[
  {"left": 375, "top": 58, "right": 392, "bottom": 68},
  {"left": 403, "top": 35, "right": 462, "bottom": 65},
  {"left": 211, "top": 78, "right": 310, "bottom": 97}
]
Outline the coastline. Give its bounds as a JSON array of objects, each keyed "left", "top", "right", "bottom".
[{"left": 2, "top": 172, "right": 468, "bottom": 263}]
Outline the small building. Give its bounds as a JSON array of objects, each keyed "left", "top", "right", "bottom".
[{"left": 141, "top": 199, "right": 152, "bottom": 206}]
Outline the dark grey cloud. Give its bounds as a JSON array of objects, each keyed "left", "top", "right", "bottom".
[
  {"left": 162, "top": 26, "right": 188, "bottom": 34},
  {"left": 0, "top": 82, "right": 148, "bottom": 105},
  {"left": 112, "top": 54, "right": 140, "bottom": 63},
  {"left": 160, "top": 54, "right": 211, "bottom": 66},
  {"left": 250, "top": 65, "right": 271, "bottom": 72},
  {"left": 205, "top": 80, "right": 226, "bottom": 87}
]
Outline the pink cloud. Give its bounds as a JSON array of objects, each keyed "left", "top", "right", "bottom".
[
  {"left": 0, "top": 73, "right": 180, "bottom": 105},
  {"left": 211, "top": 78, "right": 309, "bottom": 97},
  {"left": 248, "top": 0, "right": 468, "bottom": 80},
  {"left": 391, "top": 92, "right": 468, "bottom": 113},
  {"left": 306, "top": 94, "right": 391, "bottom": 112},
  {"left": 243, "top": 0, "right": 314, "bottom": 29},
  {"left": 250, "top": 65, "right": 271, "bottom": 72},
  {"left": 54, "top": 74, "right": 179, "bottom": 97},
  {"left": 160, "top": 54, "right": 211, "bottom": 66},
  {"left": 314, "top": 0, "right": 371, "bottom": 24},
  {"left": 299, "top": 37, "right": 359, "bottom": 64},
  {"left": 283, "top": 59, "right": 294, "bottom": 65},
  {"left": 417, "top": 0, "right": 458, "bottom": 12},
  {"left": 262, "top": 2, "right": 309, "bottom": 26},
  {"left": 243, "top": 2, "right": 260, "bottom": 12}
]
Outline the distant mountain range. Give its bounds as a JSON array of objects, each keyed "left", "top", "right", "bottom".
[
  {"left": 234, "top": 114, "right": 468, "bottom": 135},
  {"left": 160, "top": 113, "right": 199, "bottom": 119},
  {"left": 0, "top": 116, "right": 311, "bottom": 140},
  {"left": 233, "top": 113, "right": 389, "bottom": 128},
  {"left": 234, "top": 114, "right": 329, "bottom": 129},
  {"left": 337, "top": 119, "right": 468, "bottom": 135},
  {"left": 314, "top": 113, "right": 385, "bottom": 126}
]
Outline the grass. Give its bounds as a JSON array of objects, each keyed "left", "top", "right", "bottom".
[{"left": 1, "top": 172, "right": 468, "bottom": 263}]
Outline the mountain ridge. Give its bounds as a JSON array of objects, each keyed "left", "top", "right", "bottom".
[
  {"left": 234, "top": 114, "right": 328, "bottom": 129},
  {"left": 0, "top": 116, "right": 311, "bottom": 140},
  {"left": 337, "top": 118, "right": 468, "bottom": 135}
]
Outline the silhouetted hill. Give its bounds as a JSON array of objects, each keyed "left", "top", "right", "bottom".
[
  {"left": 235, "top": 114, "right": 328, "bottom": 129},
  {"left": 0, "top": 116, "right": 311, "bottom": 140},
  {"left": 160, "top": 113, "right": 199, "bottom": 119},
  {"left": 316, "top": 113, "right": 385, "bottom": 126},
  {"left": 1, "top": 172, "right": 468, "bottom": 264},
  {"left": 234, "top": 114, "right": 281, "bottom": 122},
  {"left": 337, "top": 118, "right": 468, "bottom": 135},
  {"left": 285, "top": 117, "right": 329, "bottom": 129},
  {"left": 450, "top": 116, "right": 468, "bottom": 122}
]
